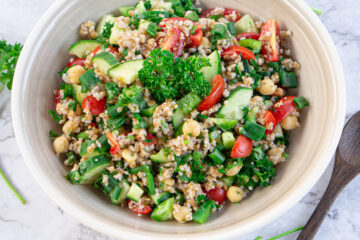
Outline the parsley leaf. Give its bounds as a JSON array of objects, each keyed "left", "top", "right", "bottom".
[
  {"left": 102, "top": 21, "right": 114, "bottom": 39},
  {"left": 104, "top": 82, "right": 120, "bottom": 100},
  {"left": 0, "top": 40, "right": 23, "bottom": 91},
  {"left": 59, "top": 83, "right": 72, "bottom": 99},
  {"left": 79, "top": 69, "right": 101, "bottom": 93},
  {"left": 133, "top": 113, "right": 148, "bottom": 129},
  {"left": 67, "top": 101, "right": 77, "bottom": 111},
  {"left": 48, "top": 110, "right": 63, "bottom": 123},
  {"left": 49, "top": 130, "right": 60, "bottom": 138},
  {"left": 138, "top": 49, "right": 211, "bottom": 103}
]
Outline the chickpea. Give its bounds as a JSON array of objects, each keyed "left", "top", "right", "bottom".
[
  {"left": 200, "top": 37, "right": 211, "bottom": 49},
  {"left": 67, "top": 65, "right": 85, "bottom": 84},
  {"left": 173, "top": 204, "right": 192, "bottom": 223},
  {"left": 267, "top": 147, "right": 284, "bottom": 165},
  {"left": 258, "top": 79, "right": 277, "bottom": 95},
  {"left": 226, "top": 165, "right": 242, "bottom": 177},
  {"left": 62, "top": 120, "right": 78, "bottom": 135},
  {"left": 182, "top": 119, "right": 201, "bottom": 137},
  {"left": 164, "top": 178, "right": 175, "bottom": 187},
  {"left": 280, "top": 115, "right": 299, "bottom": 130},
  {"left": 227, "top": 186, "right": 244, "bottom": 202},
  {"left": 122, "top": 149, "right": 137, "bottom": 167},
  {"left": 53, "top": 136, "right": 69, "bottom": 154}
]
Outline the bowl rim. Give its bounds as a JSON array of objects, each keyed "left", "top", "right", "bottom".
[{"left": 11, "top": 0, "right": 346, "bottom": 239}]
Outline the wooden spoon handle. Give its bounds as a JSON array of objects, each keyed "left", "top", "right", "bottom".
[{"left": 297, "top": 163, "right": 354, "bottom": 240}]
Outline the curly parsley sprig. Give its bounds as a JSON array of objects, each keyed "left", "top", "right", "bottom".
[
  {"left": 138, "top": 49, "right": 211, "bottom": 103},
  {"left": 0, "top": 40, "right": 23, "bottom": 91}
]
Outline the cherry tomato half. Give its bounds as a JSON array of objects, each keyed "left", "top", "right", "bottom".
[
  {"left": 223, "top": 8, "right": 241, "bottom": 21},
  {"left": 271, "top": 96, "right": 296, "bottom": 124},
  {"left": 231, "top": 135, "right": 253, "bottom": 158},
  {"left": 263, "top": 110, "right": 277, "bottom": 135},
  {"left": 188, "top": 28, "right": 203, "bottom": 48},
  {"left": 236, "top": 32, "right": 260, "bottom": 41},
  {"left": 128, "top": 200, "right": 152, "bottom": 215},
  {"left": 107, "top": 46, "right": 119, "bottom": 54},
  {"left": 201, "top": 8, "right": 241, "bottom": 22},
  {"left": 160, "top": 26, "right": 185, "bottom": 58},
  {"left": 259, "top": 19, "right": 280, "bottom": 62},
  {"left": 203, "top": 187, "right": 226, "bottom": 205},
  {"left": 222, "top": 46, "right": 256, "bottom": 60},
  {"left": 54, "top": 89, "right": 61, "bottom": 108},
  {"left": 82, "top": 96, "right": 106, "bottom": 116},
  {"left": 67, "top": 58, "right": 86, "bottom": 68},
  {"left": 198, "top": 75, "right": 225, "bottom": 112}
]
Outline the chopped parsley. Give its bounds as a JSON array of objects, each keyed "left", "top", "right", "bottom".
[
  {"left": 49, "top": 129, "right": 60, "bottom": 138},
  {"left": 59, "top": 83, "right": 72, "bottom": 100},
  {"left": 0, "top": 40, "right": 23, "bottom": 91},
  {"left": 104, "top": 82, "right": 120, "bottom": 100},
  {"left": 138, "top": 49, "right": 211, "bottom": 103},
  {"left": 48, "top": 110, "right": 63, "bottom": 123},
  {"left": 79, "top": 69, "right": 101, "bottom": 93}
]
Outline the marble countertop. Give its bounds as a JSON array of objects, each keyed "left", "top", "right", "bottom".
[{"left": 0, "top": 0, "right": 359, "bottom": 239}]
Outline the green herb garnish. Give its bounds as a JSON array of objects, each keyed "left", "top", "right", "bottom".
[
  {"left": 48, "top": 110, "right": 63, "bottom": 123},
  {"left": 0, "top": 167, "right": 26, "bottom": 204},
  {"left": 0, "top": 40, "right": 23, "bottom": 91}
]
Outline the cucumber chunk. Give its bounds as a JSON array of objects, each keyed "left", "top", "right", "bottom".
[
  {"left": 193, "top": 200, "right": 215, "bottom": 224},
  {"left": 96, "top": 14, "right": 115, "bottom": 35},
  {"left": 221, "top": 131, "right": 236, "bottom": 149},
  {"left": 172, "top": 92, "right": 202, "bottom": 129},
  {"left": 151, "top": 198, "right": 174, "bottom": 221},
  {"left": 209, "top": 118, "right": 238, "bottom": 130},
  {"left": 67, "top": 155, "right": 110, "bottom": 184},
  {"left": 199, "top": 50, "right": 221, "bottom": 84},
  {"left": 109, "top": 22, "right": 126, "bottom": 45},
  {"left": 150, "top": 148, "right": 170, "bottom": 163},
  {"left": 235, "top": 14, "right": 258, "bottom": 34},
  {"left": 108, "top": 60, "right": 144, "bottom": 85},
  {"left": 91, "top": 52, "right": 118, "bottom": 73},
  {"left": 126, "top": 183, "right": 144, "bottom": 202},
  {"left": 136, "top": 1, "right": 147, "bottom": 14},
  {"left": 151, "top": 192, "right": 172, "bottom": 205},
  {"left": 71, "top": 84, "right": 87, "bottom": 105},
  {"left": 69, "top": 40, "right": 104, "bottom": 58},
  {"left": 217, "top": 87, "right": 253, "bottom": 120}
]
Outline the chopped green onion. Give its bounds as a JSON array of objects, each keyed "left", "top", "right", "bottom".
[
  {"left": 268, "top": 226, "right": 304, "bottom": 240},
  {"left": 311, "top": 6, "right": 323, "bottom": 15},
  {"left": 240, "top": 121, "right": 266, "bottom": 141},
  {"left": 226, "top": 22, "right": 236, "bottom": 35},
  {"left": 0, "top": 167, "right": 26, "bottom": 204},
  {"left": 279, "top": 70, "right": 298, "bottom": 88},
  {"left": 185, "top": 11, "right": 199, "bottom": 22},
  {"left": 239, "top": 39, "right": 263, "bottom": 53},
  {"left": 146, "top": 22, "right": 162, "bottom": 37},
  {"left": 209, "top": 130, "right": 219, "bottom": 142},
  {"left": 293, "top": 96, "right": 309, "bottom": 109},
  {"left": 208, "top": 148, "right": 226, "bottom": 165},
  {"left": 77, "top": 132, "right": 89, "bottom": 139}
]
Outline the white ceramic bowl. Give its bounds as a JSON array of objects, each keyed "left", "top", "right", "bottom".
[{"left": 12, "top": 0, "right": 346, "bottom": 239}]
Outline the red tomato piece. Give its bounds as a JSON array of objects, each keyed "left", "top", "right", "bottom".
[
  {"left": 231, "top": 135, "right": 253, "bottom": 158},
  {"left": 271, "top": 96, "right": 296, "bottom": 124},
  {"left": 82, "top": 96, "right": 106, "bottom": 116},
  {"left": 92, "top": 46, "right": 101, "bottom": 56},
  {"left": 144, "top": 132, "right": 157, "bottom": 146},
  {"left": 263, "top": 110, "right": 277, "bottom": 135},
  {"left": 198, "top": 75, "right": 225, "bottom": 112},
  {"left": 106, "top": 132, "right": 121, "bottom": 155},
  {"left": 224, "top": 8, "right": 241, "bottom": 21},
  {"left": 200, "top": 9, "right": 213, "bottom": 18},
  {"left": 236, "top": 32, "right": 260, "bottom": 40},
  {"left": 54, "top": 89, "right": 61, "bottom": 108},
  {"left": 259, "top": 19, "right": 280, "bottom": 62},
  {"left": 203, "top": 187, "right": 226, "bottom": 205},
  {"left": 222, "top": 46, "right": 256, "bottom": 60},
  {"left": 201, "top": 8, "right": 241, "bottom": 21},
  {"left": 88, "top": 122, "right": 96, "bottom": 128},
  {"left": 188, "top": 28, "right": 203, "bottom": 48},
  {"left": 160, "top": 26, "right": 185, "bottom": 58},
  {"left": 67, "top": 58, "right": 86, "bottom": 68},
  {"left": 107, "top": 46, "right": 119, "bottom": 54},
  {"left": 128, "top": 200, "right": 152, "bottom": 215}
]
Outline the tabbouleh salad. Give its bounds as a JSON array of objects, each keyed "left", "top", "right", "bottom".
[{"left": 49, "top": 0, "right": 309, "bottom": 224}]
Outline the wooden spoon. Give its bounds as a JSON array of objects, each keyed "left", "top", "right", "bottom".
[{"left": 298, "top": 112, "right": 360, "bottom": 239}]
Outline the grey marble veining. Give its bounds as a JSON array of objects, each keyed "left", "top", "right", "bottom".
[{"left": 0, "top": 0, "right": 359, "bottom": 239}]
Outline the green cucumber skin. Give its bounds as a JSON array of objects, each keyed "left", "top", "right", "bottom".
[
  {"left": 172, "top": 92, "right": 202, "bottom": 129},
  {"left": 108, "top": 60, "right": 144, "bottom": 85},
  {"left": 69, "top": 40, "right": 104, "bottom": 58},
  {"left": 151, "top": 198, "right": 174, "bottom": 221},
  {"left": 126, "top": 183, "right": 144, "bottom": 202},
  {"left": 71, "top": 84, "right": 87, "bottom": 105},
  {"left": 217, "top": 87, "right": 253, "bottom": 120},
  {"left": 91, "top": 52, "right": 119, "bottom": 73},
  {"left": 200, "top": 50, "right": 221, "bottom": 84}
]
